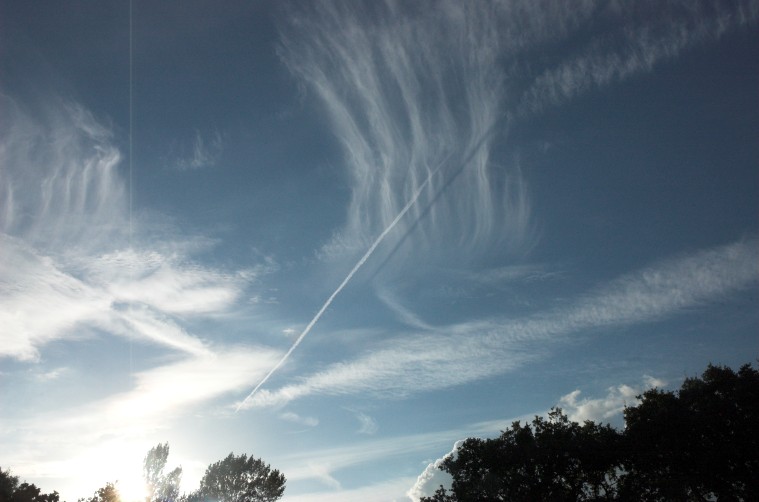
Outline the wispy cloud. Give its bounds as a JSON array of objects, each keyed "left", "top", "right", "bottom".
[
  {"left": 173, "top": 129, "right": 223, "bottom": 171},
  {"left": 0, "top": 93, "right": 284, "bottom": 495},
  {"left": 278, "top": 0, "right": 759, "bottom": 279},
  {"left": 517, "top": 0, "right": 759, "bottom": 115},
  {"left": 280, "top": 1, "right": 533, "bottom": 271},
  {"left": 0, "top": 95, "right": 263, "bottom": 361},
  {"left": 243, "top": 238, "right": 758, "bottom": 409}
]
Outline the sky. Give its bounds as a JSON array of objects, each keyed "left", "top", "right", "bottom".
[{"left": 1, "top": 1, "right": 758, "bottom": 500}]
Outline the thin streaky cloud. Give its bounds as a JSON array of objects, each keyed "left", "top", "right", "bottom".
[
  {"left": 237, "top": 0, "right": 541, "bottom": 412},
  {"left": 375, "top": 286, "right": 433, "bottom": 331},
  {"left": 280, "top": 1, "right": 532, "bottom": 268},
  {"left": 245, "top": 238, "right": 758, "bottom": 408},
  {"left": 235, "top": 156, "right": 447, "bottom": 411},
  {"left": 517, "top": 0, "right": 759, "bottom": 115},
  {"left": 0, "top": 96, "right": 264, "bottom": 361}
]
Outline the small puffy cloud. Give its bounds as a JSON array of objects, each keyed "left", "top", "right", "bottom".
[
  {"left": 558, "top": 375, "right": 666, "bottom": 424},
  {"left": 407, "top": 440, "right": 463, "bottom": 501},
  {"left": 280, "top": 411, "right": 319, "bottom": 428}
]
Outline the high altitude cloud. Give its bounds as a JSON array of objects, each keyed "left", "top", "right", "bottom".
[
  {"left": 279, "top": 1, "right": 533, "bottom": 273},
  {"left": 278, "top": 0, "right": 758, "bottom": 280},
  {"left": 0, "top": 89, "right": 283, "bottom": 444},
  {"left": 0, "top": 94, "right": 262, "bottom": 360},
  {"left": 518, "top": 0, "right": 759, "bottom": 114},
  {"left": 243, "top": 238, "right": 758, "bottom": 409}
]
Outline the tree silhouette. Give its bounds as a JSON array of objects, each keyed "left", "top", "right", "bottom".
[
  {"left": 423, "top": 362, "right": 759, "bottom": 502},
  {"left": 422, "top": 409, "right": 621, "bottom": 501},
  {"left": 143, "top": 443, "right": 182, "bottom": 502},
  {"left": 619, "top": 363, "right": 759, "bottom": 500},
  {"left": 77, "top": 482, "right": 121, "bottom": 502},
  {"left": 186, "top": 453, "right": 285, "bottom": 502},
  {"left": 0, "top": 468, "right": 60, "bottom": 502}
]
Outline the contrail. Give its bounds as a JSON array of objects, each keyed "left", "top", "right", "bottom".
[{"left": 235, "top": 160, "right": 446, "bottom": 412}]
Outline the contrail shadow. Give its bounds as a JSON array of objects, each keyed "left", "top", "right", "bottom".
[
  {"left": 235, "top": 148, "right": 453, "bottom": 412},
  {"left": 367, "top": 125, "right": 501, "bottom": 283},
  {"left": 235, "top": 117, "right": 505, "bottom": 412}
]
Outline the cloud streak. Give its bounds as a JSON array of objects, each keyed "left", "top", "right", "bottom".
[
  {"left": 243, "top": 238, "right": 758, "bottom": 408},
  {"left": 244, "top": 0, "right": 759, "bottom": 409},
  {"left": 236, "top": 156, "right": 446, "bottom": 411},
  {"left": 517, "top": 0, "right": 759, "bottom": 115},
  {"left": 0, "top": 95, "right": 262, "bottom": 361},
  {"left": 279, "top": 1, "right": 532, "bottom": 269}
]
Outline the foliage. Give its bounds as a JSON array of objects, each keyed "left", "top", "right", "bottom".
[
  {"left": 77, "top": 482, "right": 121, "bottom": 502},
  {"left": 422, "top": 409, "right": 621, "bottom": 501},
  {"left": 619, "top": 363, "right": 759, "bottom": 501},
  {"left": 185, "top": 453, "right": 285, "bottom": 502},
  {"left": 0, "top": 468, "right": 60, "bottom": 502},
  {"left": 422, "top": 362, "right": 759, "bottom": 502},
  {"left": 143, "top": 443, "right": 182, "bottom": 502}
]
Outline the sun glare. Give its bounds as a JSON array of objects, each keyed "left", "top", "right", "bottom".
[
  {"left": 115, "top": 472, "right": 148, "bottom": 502},
  {"left": 72, "top": 441, "right": 150, "bottom": 502}
]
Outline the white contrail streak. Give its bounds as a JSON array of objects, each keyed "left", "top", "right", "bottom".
[{"left": 235, "top": 162, "right": 445, "bottom": 412}]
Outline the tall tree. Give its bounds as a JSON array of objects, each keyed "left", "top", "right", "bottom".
[
  {"left": 143, "top": 443, "right": 182, "bottom": 502},
  {"left": 620, "top": 363, "right": 759, "bottom": 501},
  {"left": 187, "top": 453, "right": 285, "bottom": 502},
  {"left": 77, "top": 482, "right": 121, "bottom": 502},
  {"left": 0, "top": 468, "right": 19, "bottom": 501},
  {"left": 422, "top": 409, "right": 621, "bottom": 501},
  {"left": 423, "top": 362, "right": 759, "bottom": 502},
  {"left": 1, "top": 468, "right": 60, "bottom": 502}
]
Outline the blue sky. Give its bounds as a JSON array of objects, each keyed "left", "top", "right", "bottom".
[{"left": 1, "top": 1, "right": 757, "bottom": 501}]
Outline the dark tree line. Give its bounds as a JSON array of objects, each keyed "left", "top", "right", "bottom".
[
  {"left": 0, "top": 469, "right": 59, "bottom": 502},
  {"left": 422, "top": 362, "right": 759, "bottom": 501}
]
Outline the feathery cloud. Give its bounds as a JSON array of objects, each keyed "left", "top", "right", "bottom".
[
  {"left": 0, "top": 95, "right": 262, "bottom": 361},
  {"left": 244, "top": 238, "right": 758, "bottom": 408},
  {"left": 280, "top": 1, "right": 533, "bottom": 271}
]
